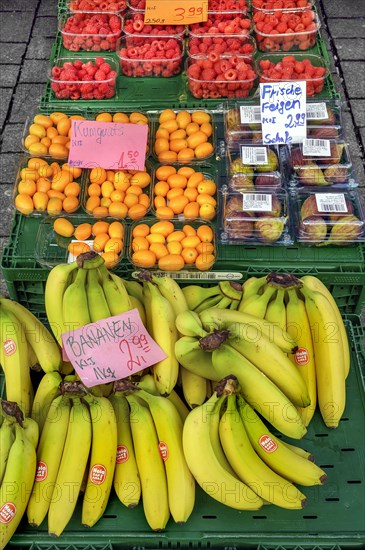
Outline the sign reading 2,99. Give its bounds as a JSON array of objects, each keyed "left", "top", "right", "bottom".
[{"left": 144, "top": 0, "right": 208, "bottom": 25}]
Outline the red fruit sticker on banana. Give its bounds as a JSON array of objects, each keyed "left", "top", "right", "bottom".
[
  {"left": 259, "top": 435, "right": 278, "bottom": 453},
  {"left": 159, "top": 442, "right": 169, "bottom": 461},
  {"left": 35, "top": 461, "right": 48, "bottom": 482},
  {"left": 116, "top": 445, "right": 129, "bottom": 464},
  {"left": 90, "top": 464, "right": 107, "bottom": 485},
  {"left": 295, "top": 347, "right": 309, "bottom": 366},
  {"left": 0, "top": 503, "right": 16, "bottom": 524},
  {"left": 3, "top": 338, "right": 16, "bottom": 356}
]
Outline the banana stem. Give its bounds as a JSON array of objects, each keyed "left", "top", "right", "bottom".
[
  {"left": 199, "top": 329, "right": 230, "bottom": 351},
  {"left": 0, "top": 400, "right": 24, "bottom": 426}
]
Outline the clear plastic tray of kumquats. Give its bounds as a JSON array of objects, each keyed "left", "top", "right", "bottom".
[
  {"left": 82, "top": 160, "right": 152, "bottom": 221},
  {"left": 151, "top": 163, "right": 218, "bottom": 221},
  {"left": 152, "top": 109, "right": 216, "bottom": 165},
  {"left": 12, "top": 155, "right": 84, "bottom": 217},
  {"left": 35, "top": 215, "right": 126, "bottom": 269},
  {"left": 128, "top": 218, "right": 216, "bottom": 272}
]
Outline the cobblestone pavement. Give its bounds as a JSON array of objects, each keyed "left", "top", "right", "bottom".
[{"left": 0, "top": 0, "right": 364, "bottom": 302}]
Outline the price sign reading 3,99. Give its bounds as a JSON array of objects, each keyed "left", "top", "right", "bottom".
[{"left": 144, "top": 0, "right": 208, "bottom": 25}]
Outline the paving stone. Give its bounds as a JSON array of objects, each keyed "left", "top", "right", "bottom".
[
  {"left": 0, "top": 43, "right": 26, "bottom": 64},
  {"left": 0, "top": 64, "right": 20, "bottom": 87},
  {"left": 38, "top": 0, "right": 58, "bottom": 16},
  {"left": 321, "top": 0, "right": 365, "bottom": 18},
  {"left": 31, "top": 16, "right": 58, "bottom": 37},
  {"left": 340, "top": 62, "right": 365, "bottom": 99},
  {"left": 26, "top": 36, "right": 54, "bottom": 59},
  {"left": 0, "top": 12, "right": 34, "bottom": 42},
  {"left": 0, "top": 88, "right": 13, "bottom": 130},
  {"left": 0, "top": 0, "right": 37, "bottom": 10},
  {"left": 360, "top": 128, "right": 365, "bottom": 155},
  {"left": 0, "top": 154, "right": 20, "bottom": 184},
  {"left": 350, "top": 100, "right": 365, "bottom": 128},
  {"left": 326, "top": 18, "right": 365, "bottom": 39},
  {"left": 0, "top": 185, "right": 14, "bottom": 236},
  {"left": 1, "top": 124, "right": 24, "bottom": 154},
  {"left": 19, "top": 59, "right": 50, "bottom": 83},
  {"left": 9, "top": 84, "right": 45, "bottom": 123},
  {"left": 335, "top": 39, "right": 365, "bottom": 61}
]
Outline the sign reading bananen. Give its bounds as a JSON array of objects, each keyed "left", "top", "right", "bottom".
[{"left": 62, "top": 308, "right": 167, "bottom": 387}]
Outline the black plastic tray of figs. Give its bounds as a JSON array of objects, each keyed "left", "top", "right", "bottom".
[
  {"left": 287, "top": 140, "right": 357, "bottom": 189},
  {"left": 226, "top": 142, "right": 290, "bottom": 192},
  {"left": 291, "top": 188, "right": 365, "bottom": 247}
]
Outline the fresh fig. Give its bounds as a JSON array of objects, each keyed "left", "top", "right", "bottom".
[
  {"left": 290, "top": 147, "right": 308, "bottom": 168},
  {"left": 226, "top": 212, "right": 254, "bottom": 240},
  {"left": 327, "top": 215, "right": 363, "bottom": 244},
  {"left": 300, "top": 195, "right": 321, "bottom": 220},
  {"left": 308, "top": 126, "right": 340, "bottom": 139},
  {"left": 226, "top": 195, "right": 245, "bottom": 216},
  {"left": 328, "top": 199, "right": 354, "bottom": 221},
  {"left": 298, "top": 216, "right": 327, "bottom": 242},
  {"left": 229, "top": 173, "right": 255, "bottom": 191},
  {"left": 256, "top": 149, "right": 279, "bottom": 173},
  {"left": 324, "top": 165, "right": 349, "bottom": 184},
  {"left": 255, "top": 217, "right": 284, "bottom": 243},
  {"left": 310, "top": 105, "right": 336, "bottom": 126},
  {"left": 226, "top": 109, "right": 240, "bottom": 130},
  {"left": 230, "top": 159, "right": 254, "bottom": 177},
  {"left": 255, "top": 174, "right": 281, "bottom": 188},
  {"left": 257, "top": 196, "right": 282, "bottom": 218},
  {"left": 320, "top": 143, "right": 344, "bottom": 165},
  {"left": 297, "top": 164, "right": 327, "bottom": 186}
]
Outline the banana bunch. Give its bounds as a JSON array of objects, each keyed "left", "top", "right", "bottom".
[
  {"left": 27, "top": 380, "right": 117, "bottom": 537},
  {"left": 0, "top": 400, "right": 37, "bottom": 549},
  {"left": 110, "top": 378, "right": 195, "bottom": 531},
  {"left": 182, "top": 280, "right": 243, "bottom": 313},
  {"left": 183, "top": 376, "right": 326, "bottom": 512},
  {"left": 45, "top": 251, "right": 146, "bottom": 346},
  {"left": 0, "top": 297, "right": 62, "bottom": 416}
]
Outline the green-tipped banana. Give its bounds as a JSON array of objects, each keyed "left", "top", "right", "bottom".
[
  {"left": 175, "top": 336, "right": 219, "bottom": 380},
  {"left": 86, "top": 267, "right": 111, "bottom": 322},
  {"left": 264, "top": 288, "right": 287, "bottom": 333},
  {"left": 151, "top": 274, "right": 189, "bottom": 317},
  {"left": 122, "top": 279, "right": 144, "bottom": 303},
  {"left": 31, "top": 371, "right": 62, "bottom": 434},
  {"left": 175, "top": 310, "right": 208, "bottom": 338},
  {"left": 62, "top": 268, "right": 91, "bottom": 335},
  {"left": 239, "top": 276, "right": 267, "bottom": 307},
  {"left": 182, "top": 285, "right": 222, "bottom": 311},
  {"left": 194, "top": 294, "right": 224, "bottom": 313},
  {"left": 219, "top": 281, "right": 243, "bottom": 301},
  {"left": 180, "top": 366, "right": 207, "bottom": 409},
  {"left": 100, "top": 265, "right": 132, "bottom": 316},
  {"left": 129, "top": 295, "right": 146, "bottom": 325},
  {"left": 238, "top": 283, "right": 276, "bottom": 318},
  {"left": 45, "top": 261, "right": 78, "bottom": 345},
  {"left": 0, "top": 417, "right": 15, "bottom": 484},
  {"left": 23, "top": 417, "right": 39, "bottom": 448}
]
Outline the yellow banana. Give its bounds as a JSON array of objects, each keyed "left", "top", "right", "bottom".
[
  {"left": 129, "top": 295, "right": 146, "bottom": 326},
  {"left": 27, "top": 395, "right": 71, "bottom": 527},
  {"left": 175, "top": 310, "right": 208, "bottom": 338},
  {"left": 208, "top": 394, "right": 236, "bottom": 477},
  {"left": 147, "top": 282, "right": 179, "bottom": 396},
  {"left": 86, "top": 267, "right": 111, "bottom": 322},
  {"left": 182, "top": 384, "right": 263, "bottom": 511},
  {"left": 174, "top": 336, "right": 219, "bottom": 380},
  {"left": 166, "top": 389, "right": 189, "bottom": 423},
  {"left": 182, "top": 284, "right": 223, "bottom": 311},
  {"left": 301, "top": 275, "right": 350, "bottom": 378},
  {"left": 239, "top": 276, "right": 267, "bottom": 307},
  {"left": 122, "top": 279, "right": 144, "bottom": 303},
  {"left": 0, "top": 297, "right": 62, "bottom": 374},
  {"left": 48, "top": 398, "right": 92, "bottom": 537},
  {"left": 136, "top": 387, "right": 195, "bottom": 524},
  {"left": 238, "top": 283, "right": 276, "bottom": 317},
  {"left": 199, "top": 308, "right": 297, "bottom": 354},
  {"left": 23, "top": 417, "right": 39, "bottom": 448},
  {"left": 82, "top": 394, "right": 117, "bottom": 528},
  {"left": 180, "top": 366, "right": 207, "bottom": 409},
  {"left": 0, "top": 305, "right": 33, "bottom": 415},
  {"left": 238, "top": 396, "right": 326, "bottom": 486},
  {"left": 280, "top": 440, "right": 313, "bottom": 461},
  {"left": 0, "top": 417, "right": 15, "bottom": 485},
  {"left": 45, "top": 260, "right": 78, "bottom": 345},
  {"left": 151, "top": 274, "right": 189, "bottom": 318},
  {"left": 31, "top": 371, "right": 62, "bottom": 434},
  {"left": 0, "top": 423, "right": 36, "bottom": 549},
  {"left": 264, "top": 288, "right": 287, "bottom": 333},
  {"left": 211, "top": 343, "right": 307, "bottom": 439},
  {"left": 109, "top": 393, "right": 141, "bottom": 508},
  {"left": 102, "top": 267, "right": 133, "bottom": 315},
  {"left": 126, "top": 394, "right": 170, "bottom": 531},
  {"left": 226, "top": 322, "right": 310, "bottom": 407},
  {"left": 219, "top": 395, "right": 307, "bottom": 509},
  {"left": 62, "top": 268, "right": 91, "bottom": 335},
  {"left": 286, "top": 288, "right": 317, "bottom": 427}
]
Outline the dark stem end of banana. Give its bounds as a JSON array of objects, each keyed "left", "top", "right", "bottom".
[
  {"left": 60, "top": 380, "right": 88, "bottom": 397},
  {"left": 76, "top": 250, "right": 105, "bottom": 269},
  {"left": 136, "top": 270, "right": 153, "bottom": 283},
  {"left": 113, "top": 378, "right": 140, "bottom": 394},
  {"left": 219, "top": 280, "right": 243, "bottom": 300},
  {"left": 266, "top": 272, "right": 302, "bottom": 289},
  {"left": 30, "top": 362, "right": 42, "bottom": 372},
  {"left": 199, "top": 329, "right": 230, "bottom": 351},
  {"left": 214, "top": 375, "right": 239, "bottom": 397},
  {"left": 1, "top": 400, "right": 24, "bottom": 426}
]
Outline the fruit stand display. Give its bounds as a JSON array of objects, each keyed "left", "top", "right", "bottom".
[{"left": 1, "top": 0, "right": 365, "bottom": 549}]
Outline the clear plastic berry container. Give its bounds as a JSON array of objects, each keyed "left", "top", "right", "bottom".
[
  {"left": 123, "top": 10, "right": 186, "bottom": 38},
  {"left": 59, "top": 11, "right": 123, "bottom": 52},
  {"left": 188, "top": 32, "right": 256, "bottom": 58},
  {"left": 13, "top": 155, "right": 85, "bottom": 217},
  {"left": 126, "top": 0, "right": 145, "bottom": 9},
  {"left": 118, "top": 35, "right": 184, "bottom": 77},
  {"left": 68, "top": 0, "right": 127, "bottom": 15},
  {"left": 252, "top": 0, "right": 315, "bottom": 13},
  {"left": 254, "top": 11, "right": 320, "bottom": 52},
  {"left": 227, "top": 143, "right": 287, "bottom": 191},
  {"left": 151, "top": 163, "right": 218, "bottom": 221},
  {"left": 256, "top": 53, "right": 329, "bottom": 96},
  {"left": 188, "top": 10, "right": 252, "bottom": 35},
  {"left": 292, "top": 189, "right": 365, "bottom": 246},
  {"left": 50, "top": 56, "right": 118, "bottom": 100},
  {"left": 219, "top": 187, "right": 293, "bottom": 245},
  {"left": 152, "top": 109, "right": 216, "bottom": 165},
  {"left": 35, "top": 214, "right": 126, "bottom": 269},
  {"left": 186, "top": 53, "right": 257, "bottom": 99},
  {"left": 288, "top": 141, "right": 355, "bottom": 188},
  {"left": 128, "top": 218, "right": 217, "bottom": 272},
  {"left": 82, "top": 160, "right": 152, "bottom": 220}
]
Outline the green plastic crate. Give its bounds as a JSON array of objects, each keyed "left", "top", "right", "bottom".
[
  {"left": 39, "top": 30, "right": 339, "bottom": 111},
  {"left": 2, "top": 316, "right": 364, "bottom": 549}
]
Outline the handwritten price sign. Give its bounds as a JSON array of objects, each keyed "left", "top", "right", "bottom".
[
  {"left": 260, "top": 81, "right": 307, "bottom": 145},
  {"left": 61, "top": 309, "right": 167, "bottom": 387},
  {"left": 68, "top": 120, "right": 148, "bottom": 170},
  {"left": 144, "top": 0, "right": 208, "bottom": 25}
]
